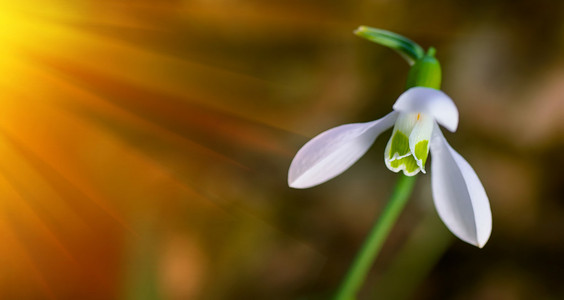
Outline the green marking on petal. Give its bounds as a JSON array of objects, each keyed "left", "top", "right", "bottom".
[
  {"left": 388, "top": 131, "right": 410, "bottom": 159},
  {"left": 413, "top": 140, "right": 430, "bottom": 171},
  {"left": 385, "top": 130, "right": 422, "bottom": 176},
  {"left": 389, "top": 155, "right": 420, "bottom": 174}
]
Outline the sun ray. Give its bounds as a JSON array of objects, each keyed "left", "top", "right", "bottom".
[
  {"left": 0, "top": 0, "right": 322, "bottom": 298},
  {"left": 0, "top": 210, "right": 57, "bottom": 299}
]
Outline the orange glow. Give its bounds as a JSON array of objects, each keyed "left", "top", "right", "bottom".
[{"left": 0, "top": 1, "right": 297, "bottom": 298}]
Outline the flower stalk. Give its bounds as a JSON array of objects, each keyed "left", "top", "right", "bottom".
[
  {"left": 333, "top": 175, "right": 416, "bottom": 300},
  {"left": 333, "top": 28, "right": 441, "bottom": 300}
]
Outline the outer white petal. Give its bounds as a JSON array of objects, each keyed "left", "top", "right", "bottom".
[
  {"left": 288, "top": 112, "right": 398, "bottom": 189},
  {"left": 430, "top": 124, "right": 492, "bottom": 247},
  {"left": 393, "top": 87, "right": 459, "bottom": 132}
]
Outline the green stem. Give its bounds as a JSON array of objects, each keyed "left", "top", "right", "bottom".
[{"left": 333, "top": 175, "right": 417, "bottom": 300}]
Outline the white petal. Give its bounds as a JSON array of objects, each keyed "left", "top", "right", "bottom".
[
  {"left": 408, "top": 113, "right": 434, "bottom": 172},
  {"left": 430, "top": 125, "right": 492, "bottom": 247},
  {"left": 393, "top": 87, "right": 459, "bottom": 132},
  {"left": 288, "top": 112, "right": 398, "bottom": 189}
]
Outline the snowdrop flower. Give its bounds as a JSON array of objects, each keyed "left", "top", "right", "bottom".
[{"left": 288, "top": 87, "right": 492, "bottom": 247}]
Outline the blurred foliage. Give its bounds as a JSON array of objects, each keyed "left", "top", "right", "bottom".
[{"left": 1, "top": 0, "right": 564, "bottom": 299}]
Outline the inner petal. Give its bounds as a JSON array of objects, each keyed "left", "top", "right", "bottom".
[
  {"left": 409, "top": 113, "right": 434, "bottom": 172},
  {"left": 385, "top": 113, "right": 421, "bottom": 176}
]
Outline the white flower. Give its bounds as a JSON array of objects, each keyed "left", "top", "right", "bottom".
[{"left": 288, "top": 87, "right": 492, "bottom": 247}]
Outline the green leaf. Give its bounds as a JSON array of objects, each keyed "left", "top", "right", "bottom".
[{"left": 354, "top": 26, "right": 424, "bottom": 65}]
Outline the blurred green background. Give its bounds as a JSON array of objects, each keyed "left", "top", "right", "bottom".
[{"left": 1, "top": 0, "right": 564, "bottom": 299}]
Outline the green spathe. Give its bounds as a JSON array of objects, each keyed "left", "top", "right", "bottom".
[{"left": 354, "top": 26, "right": 424, "bottom": 65}]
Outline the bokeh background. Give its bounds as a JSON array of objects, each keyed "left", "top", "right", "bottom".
[{"left": 2, "top": 0, "right": 564, "bottom": 299}]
